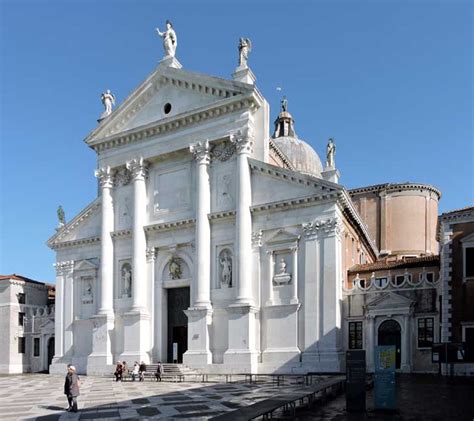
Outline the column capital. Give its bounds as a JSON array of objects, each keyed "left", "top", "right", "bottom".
[
  {"left": 95, "top": 166, "right": 114, "bottom": 189},
  {"left": 252, "top": 230, "right": 263, "bottom": 248},
  {"left": 126, "top": 157, "right": 148, "bottom": 181},
  {"left": 146, "top": 247, "right": 157, "bottom": 263},
  {"left": 230, "top": 129, "right": 253, "bottom": 155},
  {"left": 190, "top": 139, "right": 211, "bottom": 165},
  {"left": 54, "top": 260, "right": 74, "bottom": 276},
  {"left": 302, "top": 217, "right": 343, "bottom": 240}
]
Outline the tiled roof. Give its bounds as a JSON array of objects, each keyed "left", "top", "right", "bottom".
[
  {"left": 348, "top": 255, "right": 439, "bottom": 274},
  {"left": 0, "top": 274, "right": 48, "bottom": 286}
]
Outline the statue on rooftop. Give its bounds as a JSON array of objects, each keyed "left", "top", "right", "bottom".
[
  {"left": 57, "top": 205, "right": 65, "bottom": 228},
  {"left": 238, "top": 37, "right": 252, "bottom": 67},
  {"left": 326, "top": 138, "right": 336, "bottom": 168},
  {"left": 101, "top": 89, "right": 116, "bottom": 117},
  {"left": 281, "top": 96, "right": 288, "bottom": 112},
  {"left": 156, "top": 20, "right": 177, "bottom": 58}
]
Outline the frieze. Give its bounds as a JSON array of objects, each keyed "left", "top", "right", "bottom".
[
  {"left": 114, "top": 167, "right": 132, "bottom": 186},
  {"left": 213, "top": 141, "right": 236, "bottom": 162}
]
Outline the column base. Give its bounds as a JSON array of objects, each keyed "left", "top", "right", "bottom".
[
  {"left": 183, "top": 307, "right": 213, "bottom": 366},
  {"left": 89, "top": 313, "right": 115, "bottom": 369},
  {"left": 49, "top": 357, "right": 70, "bottom": 375},
  {"left": 224, "top": 304, "right": 259, "bottom": 372},
  {"left": 121, "top": 310, "right": 151, "bottom": 364}
]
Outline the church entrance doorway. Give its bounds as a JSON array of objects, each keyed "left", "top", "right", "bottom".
[
  {"left": 167, "top": 287, "right": 190, "bottom": 363},
  {"left": 47, "top": 337, "right": 55, "bottom": 373},
  {"left": 378, "top": 320, "right": 401, "bottom": 369}
]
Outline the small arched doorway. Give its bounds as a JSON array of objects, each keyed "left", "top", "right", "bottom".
[
  {"left": 47, "top": 337, "right": 55, "bottom": 373},
  {"left": 378, "top": 320, "right": 401, "bottom": 369}
]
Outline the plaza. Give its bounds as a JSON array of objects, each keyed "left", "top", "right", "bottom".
[{"left": 0, "top": 373, "right": 339, "bottom": 420}]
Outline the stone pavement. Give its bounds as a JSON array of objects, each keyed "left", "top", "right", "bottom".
[
  {"left": 295, "top": 374, "right": 474, "bottom": 421},
  {"left": 0, "top": 373, "right": 332, "bottom": 420}
]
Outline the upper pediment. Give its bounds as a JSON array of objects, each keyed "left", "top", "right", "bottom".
[
  {"left": 47, "top": 198, "right": 101, "bottom": 249},
  {"left": 366, "top": 292, "right": 415, "bottom": 310},
  {"left": 85, "top": 65, "right": 256, "bottom": 148}
]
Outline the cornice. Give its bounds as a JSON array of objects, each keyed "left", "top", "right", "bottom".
[
  {"left": 268, "top": 138, "right": 295, "bottom": 171},
  {"left": 50, "top": 236, "right": 100, "bottom": 250},
  {"left": 338, "top": 189, "right": 379, "bottom": 259},
  {"left": 87, "top": 92, "right": 261, "bottom": 153},
  {"left": 47, "top": 198, "right": 101, "bottom": 248},
  {"left": 349, "top": 182, "right": 441, "bottom": 200},
  {"left": 440, "top": 208, "right": 474, "bottom": 223},
  {"left": 111, "top": 229, "right": 132, "bottom": 239},
  {"left": 251, "top": 193, "right": 339, "bottom": 215},
  {"left": 208, "top": 210, "right": 236, "bottom": 220},
  {"left": 144, "top": 218, "right": 196, "bottom": 233},
  {"left": 7, "top": 280, "right": 51, "bottom": 291}
]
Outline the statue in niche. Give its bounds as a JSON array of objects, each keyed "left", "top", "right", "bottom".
[
  {"left": 278, "top": 257, "right": 287, "bottom": 274},
  {"left": 57, "top": 205, "right": 66, "bottom": 228},
  {"left": 326, "top": 138, "right": 336, "bottom": 168},
  {"left": 156, "top": 20, "right": 177, "bottom": 58},
  {"left": 273, "top": 256, "right": 291, "bottom": 285},
  {"left": 101, "top": 89, "right": 116, "bottom": 117},
  {"left": 121, "top": 263, "right": 132, "bottom": 297},
  {"left": 238, "top": 37, "right": 252, "bottom": 67},
  {"left": 169, "top": 257, "right": 182, "bottom": 280},
  {"left": 219, "top": 250, "right": 233, "bottom": 287}
]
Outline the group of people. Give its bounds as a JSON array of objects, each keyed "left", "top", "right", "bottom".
[{"left": 114, "top": 361, "right": 164, "bottom": 382}]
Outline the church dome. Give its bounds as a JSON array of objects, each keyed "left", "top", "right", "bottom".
[{"left": 272, "top": 98, "right": 323, "bottom": 178}]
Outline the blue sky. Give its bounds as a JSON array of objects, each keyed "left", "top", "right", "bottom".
[{"left": 1, "top": 0, "right": 472, "bottom": 282}]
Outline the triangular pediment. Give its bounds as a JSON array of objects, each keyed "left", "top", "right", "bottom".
[
  {"left": 85, "top": 65, "right": 254, "bottom": 145},
  {"left": 47, "top": 198, "right": 101, "bottom": 248},
  {"left": 74, "top": 259, "right": 99, "bottom": 272},
  {"left": 366, "top": 292, "right": 415, "bottom": 310},
  {"left": 249, "top": 159, "right": 342, "bottom": 207},
  {"left": 266, "top": 229, "right": 300, "bottom": 244},
  {"left": 461, "top": 232, "right": 474, "bottom": 243}
]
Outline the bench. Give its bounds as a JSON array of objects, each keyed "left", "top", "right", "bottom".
[{"left": 210, "top": 376, "right": 345, "bottom": 420}]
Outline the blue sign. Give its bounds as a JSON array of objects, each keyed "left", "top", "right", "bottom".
[{"left": 374, "top": 345, "right": 396, "bottom": 410}]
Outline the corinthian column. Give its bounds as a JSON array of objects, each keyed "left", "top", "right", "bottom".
[
  {"left": 95, "top": 166, "right": 114, "bottom": 315},
  {"left": 183, "top": 140, "right": 213, "bottom": 367},
  {"left": 190, "top": 140, "right": 211, "bottom": 308},
  {"left": 231, "top": 130, "right": 253, "bottom": 304},
  {"left": 126, "top": 157, "right": 148, "bottom": 312}
]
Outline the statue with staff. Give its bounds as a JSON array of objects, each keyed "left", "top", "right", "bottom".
[{"left": 156, "top": 20, "right": 177, "bottom": 58}]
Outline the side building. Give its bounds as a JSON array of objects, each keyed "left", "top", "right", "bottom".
[
  {"left": 439, "top": 206, "right": 474, "bottom": 374},
  {"left": 0, "top": 274, "right": 55, "bottom": 374},
  {"left": 342, "top": 183, "right": 442, "bottom": 373}
]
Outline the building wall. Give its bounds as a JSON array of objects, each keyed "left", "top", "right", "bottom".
[
  {"left": 448, "top": 221, "right": 474, "bottom": 342},
  {"left": 350, "top": 185, "right": 440, "bottom": 258}
]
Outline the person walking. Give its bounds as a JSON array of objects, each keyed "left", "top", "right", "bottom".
[
  {"left": 132, "top": 361, "right": 139, "bottom": 381},
  {"left": 155, "top": 362, "right": 163, "bottom": 382},
  {"left": 64, "top": 365, "right": 80, "bottom": 412},
  {"left": 122, "top": 361, "right": 129, "bottom": 380},
  {"left": 139, "top": 361, "right": 147, "bottom": 382}
]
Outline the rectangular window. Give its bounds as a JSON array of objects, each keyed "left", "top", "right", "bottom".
[
  {"left": 418, "top": 317, "right": 434, "bottom": 348},
  {"left": 33, "top": 338, "right": 40, "bottom": 357},
  {"left": 466, "top": 247, "right": 474, "bottom": 278},
  {"left": 18, "top": 337, "right": 25, "bottom": 354},
  {"left": 349, "top": 321, "right": 363, "bottom": 349},
  {"left": 17, "top": 293, "right": 25, "bottom": 304},
  {"left": 18, "top": 312, "right": 25, "bottom": 326}
]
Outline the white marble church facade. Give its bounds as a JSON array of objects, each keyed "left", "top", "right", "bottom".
[{"left": 48, "top": 35, "right": 378, "bottom": 375}]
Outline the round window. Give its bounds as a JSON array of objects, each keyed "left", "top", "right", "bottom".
[{"left": 164, "top": 103, "right": 172, "bottom": 114}]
